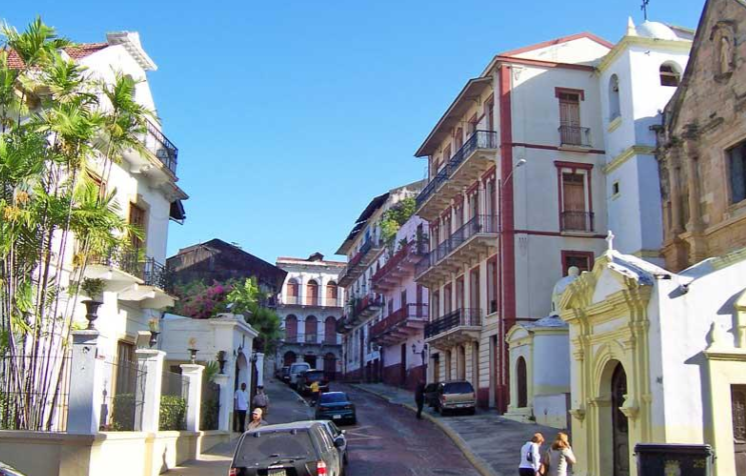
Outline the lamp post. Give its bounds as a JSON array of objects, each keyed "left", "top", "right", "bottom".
[{"left": 496, "top": 157, "right": 526, "bottom": 413}]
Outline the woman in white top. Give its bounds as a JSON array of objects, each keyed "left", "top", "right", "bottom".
[
  {"left": 519, "top": 433, "right": 545, "bottom": 476},
  {"left": 542, "top": 432, "right": 576, "bottom": 476}
]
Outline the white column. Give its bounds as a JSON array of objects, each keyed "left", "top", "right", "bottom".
[
  {"left": 135, "top": 349, "right": 165, "bottom": 432},
  {"left": 180, "top": 364, "right": 204, "bottom": 432},
  {"left": 213, "top": 374, "right": 231, "bottom": 432},
  {"left": 298, "top": 316, "right": 306, "bottom": 343},
  {"left": 255, "top": 353, "right": 265, "bottom": 387},
  {"left": 68, "top": 330, "right": 105, "bottom": 434}
]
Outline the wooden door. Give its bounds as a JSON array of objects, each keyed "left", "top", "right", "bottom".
[
  {"left": 470, "top": 268, "right": 480, "bottom": 312},
  {"left": 612, "top": 365, "right": 630, "bottom": 476},
  {"left": 444, "top": 284, "right": 452, "bottom": 314},
  {"left": 559, "top": 93, "right": 581, "bottom": 144},
  {"left": 563, "top": 173, "right": 586, "bottom": 230},
  {"left": 733, "top": 385, "right": 746, "bottom": 475},
  {"left": 128, "top": 203, "right": 146, "bottom": 253},
  {"left": 456, "top": 277, "right": 465, "bottom": 311},
  {"left": 433, "top": 354, "right": 440, "bottom": 383}
]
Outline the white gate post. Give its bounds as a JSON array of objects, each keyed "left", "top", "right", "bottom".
[
  {"left": 180, "top": 364, "right": 204, "bottom": 432},
  {"left": 213, "top": 374, "right": 231, "bottom": 432},
  {"left": 134, "top": 349, "right": 165, "bottom": 432},
  {"left": 68, "top": 330, "right": 105, "bottom": 434}
]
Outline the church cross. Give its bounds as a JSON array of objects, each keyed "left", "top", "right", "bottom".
[{"left": 641, "top": 0, "right": 650, "bottom": 21}]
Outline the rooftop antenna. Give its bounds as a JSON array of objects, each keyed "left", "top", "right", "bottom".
[{"left": 641, "top": 0, "right": 650, "bottom": 21}]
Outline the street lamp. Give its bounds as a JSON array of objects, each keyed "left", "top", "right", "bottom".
[{"left": 496, "top": 157, "right": 526, "bottom": 412}]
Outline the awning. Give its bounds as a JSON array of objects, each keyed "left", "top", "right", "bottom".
[{"left": 170, "top": 200, "right": 186, "bottom": 224}]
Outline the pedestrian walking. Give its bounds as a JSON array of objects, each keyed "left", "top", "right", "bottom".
[
  {"left": 234, "top": 382, "right": 249, "bottom": 433},
  {"left": 310, "top": 380, "right": 320, "bottom": 406},
  {"left": 253, "top": 386, "right": 270, "bottom": 416},
  {"left": 415, "top": 381, "right": 426, "bottom": 419},
  {"left": 248, "top": 408, "right": 267, "bottom": 431},
  {"left": 541, "top": 432, "right": 576, "bottom": 476},
  {"left": 519, "top": 433, "right": 544, "bottom": 476}
]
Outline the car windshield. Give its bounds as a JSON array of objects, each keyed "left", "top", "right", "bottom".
[
  {"left": 443, "top": 382, "right": 474, "bottom": 394},
  {"left": 305, "top": 371, "right": 325, "bottom": 381},
  {"left": 235, "top": 431, "right": 315, "bottom": 465},
  {"left": 320, "top": 393, "right": 348, "bottom": 403}
]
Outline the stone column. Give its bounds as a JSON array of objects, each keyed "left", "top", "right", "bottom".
[
  {"left": 213, "top": 373, "right": 231, "bottom": 432},
  {"left": 134, "top": 349, "right": 165, "bottom": 432},
  {"left": 180, "top": 364, "right": 204, "bottom": 432},
  {"left": 68, "top": 330, "right": 105, "bottom": 434}
]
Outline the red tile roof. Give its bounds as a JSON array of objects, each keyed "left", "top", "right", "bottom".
[{"left": 3, "top": 42, "right": 109, "bottom": 69}]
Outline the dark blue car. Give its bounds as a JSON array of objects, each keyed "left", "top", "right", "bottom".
[{"left": 314, "top": 391, "right": 356, "bottom": 425}]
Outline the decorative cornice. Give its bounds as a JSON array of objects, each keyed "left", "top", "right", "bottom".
[
  {"left": 603, "top": 145, "right": 657, "bottom": 175},
  {"left": 597, "top": 36, "right": 692, "bottom": 74}
]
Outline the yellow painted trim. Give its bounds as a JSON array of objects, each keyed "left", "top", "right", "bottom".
[
  {"left": 631, "top": 249, "right": 662, "bottom": 259},
  {"left": 597, "top": 36, "right": 693, "bottom": 74},
  {"left": 711, "top": 246, "right": 746, "bottom": 270},
  {"left": 603, "top": 145, "right": 656, "bottom": 175},
  {"left": 607, "top": 116, "right": 622, "bottom": 133}
]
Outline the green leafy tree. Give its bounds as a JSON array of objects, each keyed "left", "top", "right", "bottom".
[
  {"left": 0, "top": 18, "right": 149, "bottom": 430},
  {"left": 379, "top": 197, "right": 417, "bottom": 254}
]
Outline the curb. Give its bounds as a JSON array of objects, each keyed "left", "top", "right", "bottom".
[{"left": 350, "top": 385, "right": 496, "bottom": 476}]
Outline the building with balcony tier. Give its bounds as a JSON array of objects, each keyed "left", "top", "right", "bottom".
[
  {"left": 275, "top": 253, "right": 346, "bottom": 378},
  {"left": 413, "top": 22, "right": 692, "bottom": 411},
  {"left": 335, "top": 181, "right": 425, "bottom": 382}
]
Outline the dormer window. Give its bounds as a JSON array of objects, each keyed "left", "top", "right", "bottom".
[{"left": 660, "top": 64, "right": 681, "bottom": 87}]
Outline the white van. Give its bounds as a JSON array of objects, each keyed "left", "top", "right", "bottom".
[{"left": 289, "top": 362, "right": 311, "bottom": 389}]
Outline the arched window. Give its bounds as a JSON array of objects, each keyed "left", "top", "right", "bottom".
[
  {"left": 609, "top": 74, "right": 621, "bottom": 120},
  {"left": 283, "top": 351, "right": 296, "bottom": 366},
  {"left": 326, "top": 281, "right": 338, "bottom": 307},
  {"left": 305, "top": 316, "right": 318, "bottom": 343},
  {"left": 517, "top": 356, "right": 528, "bottom": 408},
  {"left": 307, "top": 279, "right": 319, "bottom": 306},
  {"left": 285, "top": 315, "right": 298, "bottom": 343},
  {"left": 286, "top": 278, "right": 300, "bottom": 305},
  {"left": 660, "top": 63, "right": 681, "bottom": 87},
  {"left": 324, "top": 316, "right": 337, "bottom": 344}
]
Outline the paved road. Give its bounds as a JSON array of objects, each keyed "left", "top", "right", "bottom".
[
  {"left": 338, "top": 384, "right": 481, "bottom": 476},
  {"left": 170, "top": 380, "right": 481, "bottom": 476}
]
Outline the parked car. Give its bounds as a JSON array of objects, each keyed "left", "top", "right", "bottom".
[
  {"left": 435, "top": 381, "right": 476, "bottom": 415},
  {"left": 315, "top": 391, "right": 356, "bottom": 425},
  {"left": 423, "top": 382, "right": 442, "bottom": 408},
  {"left": 229, "top": 421, "right": 343, "bottom": 476},
  {"left": 318, "top": 419, "right": 348, "bottom": 467},
  {"left": 280, "top": 366, "right": 291, "bottom": 384},
  {"left": 289, "top": 362, "right": 311, "bottom": 389},
  {"left": 299, "top": 369, "right": 330, "bottom": 396},
  {"left": 0, "top": 462, "right": 27, "bottom": 476}
]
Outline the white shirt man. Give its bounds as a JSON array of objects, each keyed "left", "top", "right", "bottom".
[
  {"left": 234, "top": 383, "right": 249, "bottom": 433},
  {"left": 519, "top": 433, "right": 544, "bottom": 476}
]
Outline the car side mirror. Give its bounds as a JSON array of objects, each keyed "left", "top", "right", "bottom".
[{"left": 334, "top": 437, "right": 345, "bottom": 448}]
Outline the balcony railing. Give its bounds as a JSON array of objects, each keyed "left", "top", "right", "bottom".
[
  {"left": 371, "top": 240, "right": 428, "bottom": 287},
  {"left": 304, "top": 333, "right": 318, "bottom": 344},
  {"left": 142, "top": 258, "right": 168, "bottom": 289},
  {"left": 370, "top": 303, "right": 428, "bottom": 339},
  {"left": 415, "top": 215, "right": 498, "bottom": 277},
  {"left": 144, "top": 119, "right": 179, "bottom": 176},
  {"left": 558, "top": 125, "right": 591, "bottom": 147},
  {"left": 416, "top": 130, "right": 497, "bottom": 209},
  {"left": 89, "top": 249, "right": 141, "bottom": 277},
  {"left": 325, "top": 297, "right": 342, "bottom": 307},
  {"left": 560, "top": 211, "right": 595, "bottom": 233},
  {"left": 284, "top": 334, "right": 298, "bottom": 343},
  {"left": 425, "top": 308, "right": 482, "bottom": 339},
  {"left": 354, "top": 293, "right": 384, "bottom": 316}
]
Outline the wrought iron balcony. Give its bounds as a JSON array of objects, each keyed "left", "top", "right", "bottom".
[
  {"left": 416, "top": 130, "right": 498, "bottom": 214},
  {"left": 415, "top": 215, "right": 498, "bottom": 281},
  {"left": 142, "top": 258, "right": 168, "bottom": 290},
  {"left": 425, "top": 308, "right": 482, "bottom": 339},
  {"left": 558, "top": 125, "right": 591, "bottom": 148},
  {"left": 371, "top": 240, "right": 428, "bottom": 292},
  {"left": 370, "top": 303, "right": 428, "bottom": 343},
  {"left": 89, "top": 249, "right": 141, "bottom": 278},
  {"left": 560, "top": 211, "right": 595, "bottom": 233},
  {"left": 144, "top": 119, "right": 179, "bottom": 176},
  {"left": 339, "top": 237, "right": 382, "bottom": 287}
]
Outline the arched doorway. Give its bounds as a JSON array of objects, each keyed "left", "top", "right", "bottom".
[
  {"left": 305, "top": 316, "right": 318, "bottom": 343},
  {"left": 326, "top": 281, "right": 338, "bottom": 307},
  {"left": 611, "top": 364, "right": 630, "bottom": 476},
  {"left": 283, "top": 351, "right": 296, "bottom": 367},
  {"left": 287, "top": 278, "right": 300, "bottom": 305},
  {"left": 285, "top": 315, "right": 298, "bottom": 343},
  {"left": 324, "top": 353, "right": 337, "bottom": 381},
  {"left": 233, "top": 352, "right": 249, "bottom": 432},
  {"left": 304, "top": 354, "right": 317, "bottom": 369},
  {"left": 517, "top": 356, "right": 528, "bottom": 408},
  {"left": 324, "top": 316, "right": 337, "bottom": 344},
  {"left": 307, "top": 280, "right": 319, "bottom": 306}
]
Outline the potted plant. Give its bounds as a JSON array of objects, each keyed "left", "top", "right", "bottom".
[
  {"left": 81, "top": 278, "right": 106, "bottom": 330},
  {"left": 188, "top": 337, "right": 199, "bottom": 364}
]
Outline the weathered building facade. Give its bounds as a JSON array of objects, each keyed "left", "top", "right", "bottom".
[{"left": 657, "top": 0, "right": 746, "bottom": 271}]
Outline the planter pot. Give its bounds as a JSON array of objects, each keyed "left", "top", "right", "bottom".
[{"left": 82, "top": 300, "right": 104, "bottom": 330}]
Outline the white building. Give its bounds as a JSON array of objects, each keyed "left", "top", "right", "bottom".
[
  {"left": 275, "top": 253, "right": 346, "bottom": 377},
  {"left": 336, "top": 181, "right": 424, "bottom": 382}
]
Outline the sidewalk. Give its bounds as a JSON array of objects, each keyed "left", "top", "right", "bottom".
[{"left": 352, "top": 383, "right": 558, "bottom": 476}]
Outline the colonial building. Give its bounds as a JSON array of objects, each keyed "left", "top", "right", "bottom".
[
  {"left": 275, "top": 253, "right": 346, "bottom": 378},
  {"left": 336, "top": 181, "right": 424, "bottom": 382},
  {"left": 414, "top": 32, "right": 613, "bottom": 410},
  {"left": 167, "top": 238, "right": 287, "bottom": 304},
  {"left": 369, "top": 215, "right": 429, "bottom": 390},
  {"left": 656, "top": 0, "right": 746, "bottom": 272}
]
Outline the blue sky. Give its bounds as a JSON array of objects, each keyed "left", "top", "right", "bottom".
[{"left": 3, "top": 1, "right": 703, "bottom": 264}]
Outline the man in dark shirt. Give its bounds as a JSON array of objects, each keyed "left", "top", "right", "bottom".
[{"left": 415, "top": 381, "right": 426, "bottom": 419}]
